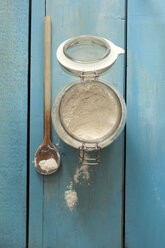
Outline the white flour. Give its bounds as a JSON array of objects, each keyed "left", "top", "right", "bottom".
[
  {"left": 74, "top": 164, "right": 89, "bottom": 183},
  {"left": 64, "top": 182, "right": 78, "bottom": 211},
  {"left": 74, "top": 154, "right": 90, "bottom": 183},
  {"left": 60, "top": 82, "right": 119, "bottom": 141},
  {"left": 38, "top": 158, "right": 58, "bottom": 172},
  {"left": 63, "top": 82, "right": 116, "bottom": 210},
  {"left": 65, "top": 154, "right": 90, "bottom": 210}
]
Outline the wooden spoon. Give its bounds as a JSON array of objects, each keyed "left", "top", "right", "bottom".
[{"left": 34, "top": 16, "right": 60, "bottom": 175}]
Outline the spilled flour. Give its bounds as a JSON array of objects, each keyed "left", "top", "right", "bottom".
[
  {"left": 65, "top": 182, "right": 78, "bottom": 211},
  {"left": 74, "top": 163, "right": 89, "bottom": 183},
  {"left": 65, "top": 153, "right": 90, "bottom": 210},
  {"left": 38, "top": 158, "right": 58, "bottom": 172}
]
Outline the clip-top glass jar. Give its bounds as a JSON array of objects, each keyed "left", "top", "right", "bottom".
[{"left": 52, "top": 35, "right": 126, "bottom": 165}]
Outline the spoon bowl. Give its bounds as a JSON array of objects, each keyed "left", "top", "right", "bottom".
[{"left": 35, "top": 142, "right": 60, "bottom": 175}]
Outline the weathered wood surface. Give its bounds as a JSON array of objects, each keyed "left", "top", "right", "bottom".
[
  {"left": 0, "top": 0, "right": 29, "bottom": 247},
  {"left": 43, "top": 1, "right": 126, "bottom": 248},
  {"left": 29, "top": 0, "right": 126, "bottom": 247},
  {"left": 28, "top": 0, "right": 45, "bottom": 247},
  {"left": 3, "top": 0, "right": 165, "bottom": 247},
  {"left": 125, "top": 1, "right": 165, "bottom": 247}
]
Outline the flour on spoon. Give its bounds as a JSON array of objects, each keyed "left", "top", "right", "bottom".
[{"left": 38, "top": 158, "right": 58, "bottom": 172}]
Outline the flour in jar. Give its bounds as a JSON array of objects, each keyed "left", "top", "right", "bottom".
[{"left": 60, "top": 81, "right": 120, "bottom": 141}]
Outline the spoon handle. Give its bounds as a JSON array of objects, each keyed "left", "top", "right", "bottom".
[{"left": 44, "top": 16, "right": 51, "bottom": 143}]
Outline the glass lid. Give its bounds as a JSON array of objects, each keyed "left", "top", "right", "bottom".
[
  {"left": 63, "top": 35, "right": 111, "bottom": 63},
  {"left": 56, "top": 35, "right": 125, "bottom": 76}
]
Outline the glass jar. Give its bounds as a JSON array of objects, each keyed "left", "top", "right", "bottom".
[{"left": 52, "top": 35, "right": 126, "bottom": 165}]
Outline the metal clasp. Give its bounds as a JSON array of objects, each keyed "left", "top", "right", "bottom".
[
  {"left": 78, "top": 143, "right": 102, "bottom": 165},
  {"left": 80, "top": 71, "right": 99, "bottom": 82}
]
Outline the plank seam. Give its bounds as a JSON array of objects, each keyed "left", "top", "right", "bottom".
[
  {"left": 123, "top": 0, "right": 128, "bottom": 247},
  {"left": 43, "top": 7, "right": 46, "bottom": 248},
  {"left": 26, "top": 0, "right": 32, "bottom": 247},
  {"left": 42, "top": 176, "right": 45, "bottom": 248}
]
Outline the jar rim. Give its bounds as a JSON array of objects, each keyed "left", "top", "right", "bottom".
[
  {"left": 63, "top": 35, "right": 111, "bottom": 64},
  {"left": 52, "top": 80, "right": 127, "bottom": 149}
]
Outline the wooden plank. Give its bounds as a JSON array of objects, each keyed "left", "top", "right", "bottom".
[
  {"left": 42, "top": 1, "right": 126, "bottom": 247},
  {"left": 0, "top": 0, "right": 29, "bottom": 247},
  {"left": 28, "top": 0, "right": 45, "bottom": 247},
  {"left": 125, "top": 1, "right": 165, "bottom": 247}
]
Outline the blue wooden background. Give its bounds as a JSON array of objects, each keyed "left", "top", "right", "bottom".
[
  {"left": 125, "top": 1, "right": 165, "bottom": 247},
  {"left": 0, "top": 0, "right": 29, "bottom": 247},
  {"left": 0, "top": 0, "right": 165, "bottom": 247}
]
